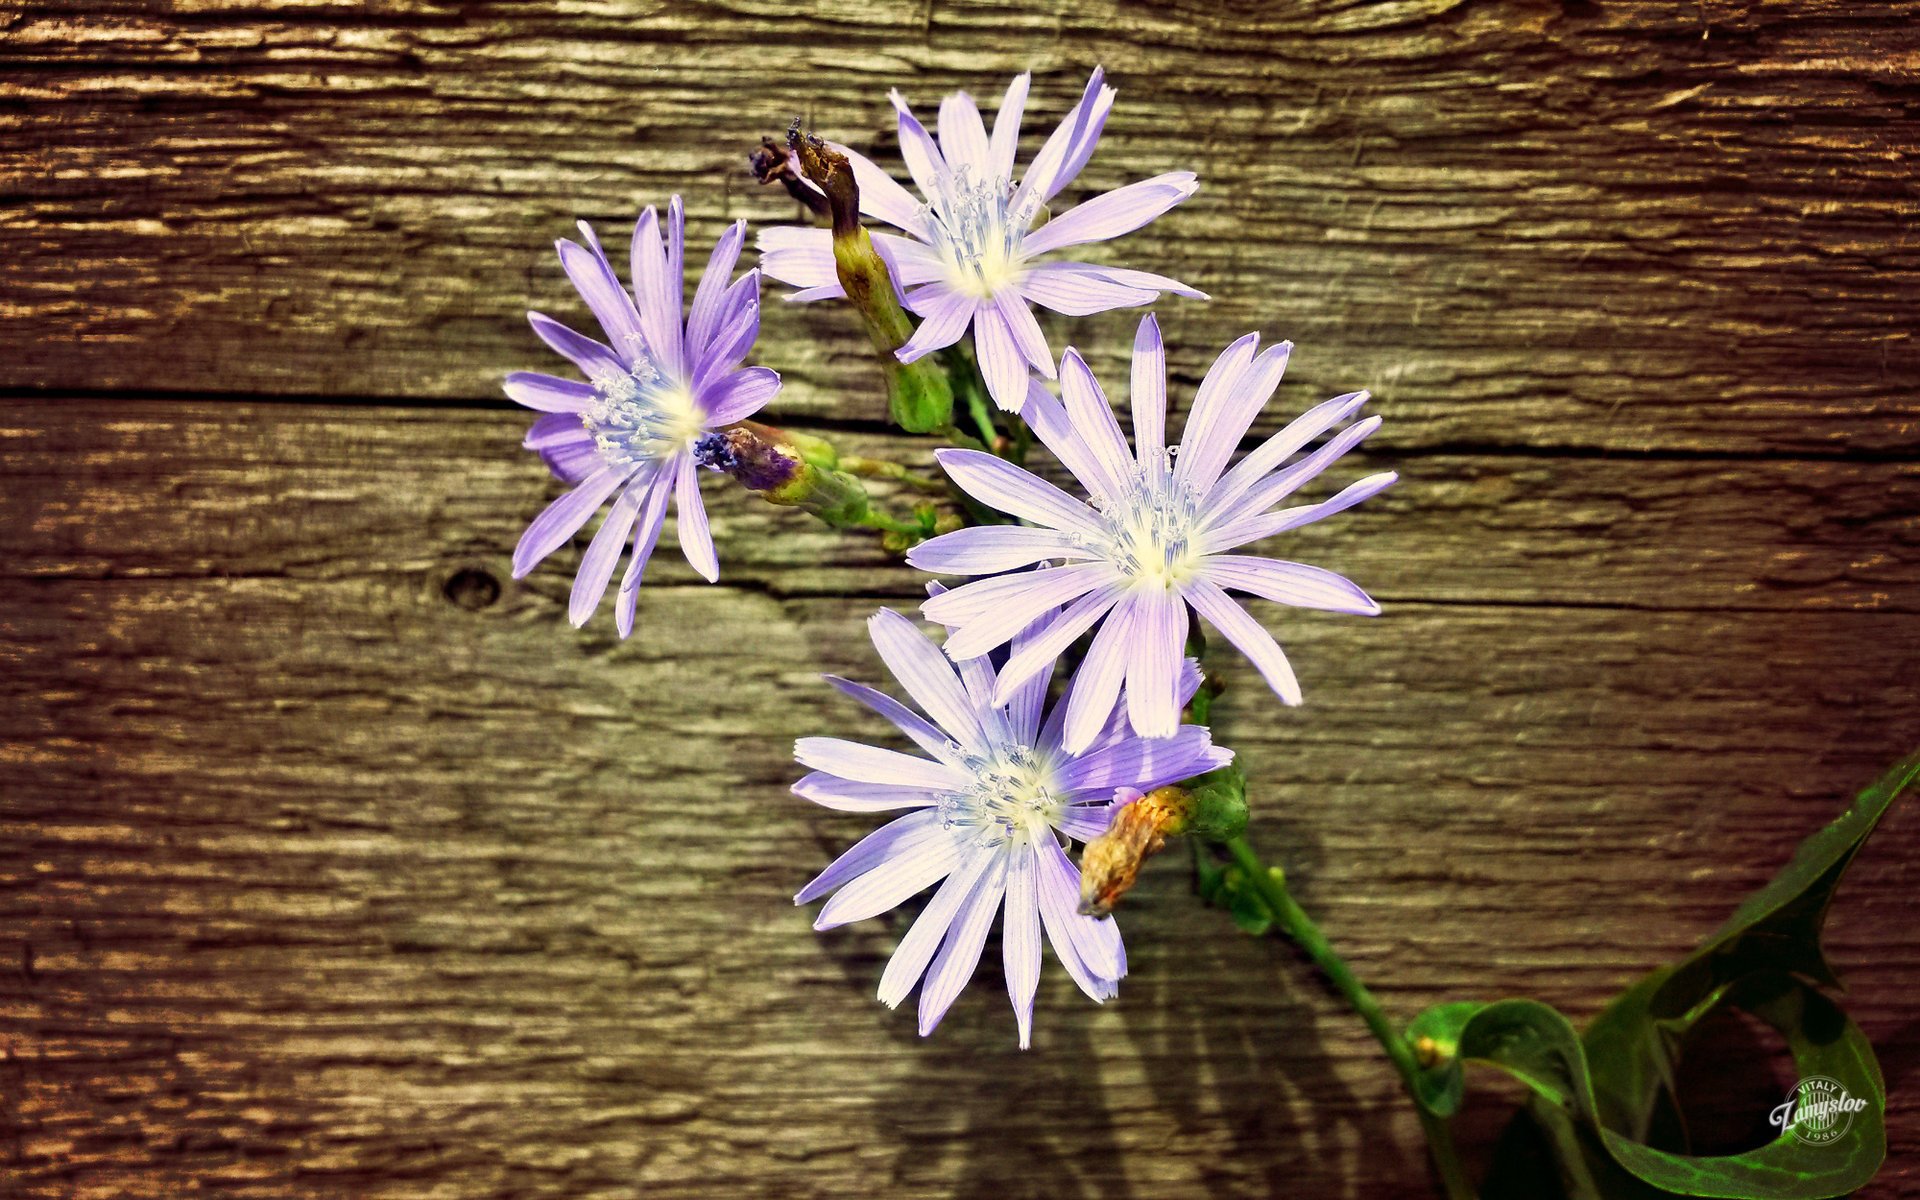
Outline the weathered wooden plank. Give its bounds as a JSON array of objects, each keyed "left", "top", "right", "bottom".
[
  {"left": 2, "top": 569, "right": 1918, "bottom": 1198},
  {"left": 2, "top": 397, "right": 1917, "bottom": 613},
  {"left": 2, "top": 390, "right": 1919, "bottom": 1194},
  {"left": 5, "top": 1, "right": 1920, "bottom": 452}
]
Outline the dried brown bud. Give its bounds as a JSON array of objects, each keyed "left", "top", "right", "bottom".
[
  {"left": 787, "top": 124, "right": 861, "bottom": 239},
  {"left": 1078, "top": 787, "right": 1197, "bottom": 917},
  {"left": 749, "top": 128, "right": 830, "bottom": 217}
]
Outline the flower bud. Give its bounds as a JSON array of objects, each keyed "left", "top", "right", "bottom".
[
  {"left": 787, "top": 127, "right": 954, "bottom": 433},
  {"left": 750, "top": 130, "right": 831, "bottom": 218},
  {"left": 694, "top": 422, "right": 871, "bottom": 527},
  {"left": 1077, "top": 765, "right": 1249, "bottom": 917}
]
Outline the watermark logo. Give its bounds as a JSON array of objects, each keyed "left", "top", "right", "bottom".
[{"left": 1769, "top": 1076, "right": 1869, "bottom": 1146}]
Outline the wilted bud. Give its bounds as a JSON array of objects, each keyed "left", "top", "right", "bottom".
[
  {"left": 1078, "top": 765, "right": 1250, "bottom": 917},
  {"left": 787, "top": 126, "right": 954, "bottom": 433},
  {"left": 750, "top": 128, "right": 831, "bottom": 218},
  {"left": 694, "top": 422, "right": 870, "bottom": 527}
]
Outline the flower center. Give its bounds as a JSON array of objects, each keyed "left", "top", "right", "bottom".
[
  {"left": 922, "top": 166, "right": 1026, "bottom": 299},
  {"left": 582, "top": 355, "right": 704, "bottom": 469},
  {"left": 939, "top": 745, "right": 1061, "bottom": 848},
  {"left": 1091, "top": 455, "right": 1204, "bottom": 589}
]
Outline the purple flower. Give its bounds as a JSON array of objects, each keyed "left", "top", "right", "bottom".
[
  {"left": 906, "top": 315, "right": 1396, "bottom": 752},
  {"left": 758, "top": 69, "right": 1204, "bottom": 413},
  {"left": 507, "top": 197, "right": 779, "bottom": 636},
  {"left": 794, "top": 606, "right": 1228, "bottom": 1046}
]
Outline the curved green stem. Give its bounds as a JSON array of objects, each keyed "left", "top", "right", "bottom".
[
  {"left": 1224, "top": 836, "right": 1474, "bottom": 1200},
  {"left": 838, "top": 455, "right": 948, "bottom": 494}
]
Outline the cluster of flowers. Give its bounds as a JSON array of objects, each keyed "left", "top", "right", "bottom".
[{"left": 504, "top": 70, "right": 1392, "bottom": 1047}]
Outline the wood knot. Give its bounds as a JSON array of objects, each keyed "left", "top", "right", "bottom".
[{"left": 443, "top": 566, "right": 501, "bottom": 611}]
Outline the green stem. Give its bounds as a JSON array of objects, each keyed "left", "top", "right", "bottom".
[
  {"left": 855, "top": 507, "right": 927, "bottom": 538},
  {"left": 935, "top": 346, "right": 1004, "bottom": 453},
  {"left": 1224, "top": 837, "right": 1474, "bottom": 1200},
  {"left": 839, "top": 456, "right": 947, "bottom": 494}
]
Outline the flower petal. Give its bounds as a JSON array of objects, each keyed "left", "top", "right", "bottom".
[
  {"left": 821, "top": 676, "right": 953, "bottom": 759},
  {"left": 876, "top": 847, "right": 994, "bottom": 1008},
  {"left": 1096, "top": 266, "right": 1207, "bottom": 299},
  {"left": 795, "top": 808, "right": 941, "bottom": 904},
  {"left": 896, "top": 288, "right": 977, "bottom": 364},
  {"left": 973, "top": 304, "right": 1031, "bottom": 413},
  {"left": 992, "top": 583, "right": 1124, "bottom": 705},
  {"left": 1043, "top": 73, "right": 1116, "bottom": 203},
  {"left": 1037, "top": 835, "right": 1123, "bottom": 980},
  {"left": 1034, "top": 842, "right": 1117, "bottom": 1001},
  {"left": 907, "top": 524, "right": 1083, "bottom": 576},
  {"left": 1125, "top": 587, "right": 1187, "bottom": 738},
  {"left": 1202, "top": 557, "right": 1380, "bottom": 615},
  {"left": 628, "top": 206, "right": 685, "bottom": 379},
  {"left": 1021, "top": 172, "right": 1199, "bottom": 258},
  {"left": 504, "top": 370, "right": 595, "bottom": 414},
  {"left": 1001, "top": 600, "right": 1072, "bottom": 744},
  {"left": 1056, "top": 803, "right": 1114, "bottom": 842},
  {"left": 807, "top": 814, "right": 957, "bottom": 921},
  {"left": 557, "top": 231, "right": 645, "bottom": 353},
  {"left": 687, "top": 219, "right": 747, "bottom": 356},
  {"left": 932, "top": 448, "right": 1104, "bottom": 538},
  {"left": 1017, "top": 263, "right": 1157, "bottom": 317},
  {"left": 875, "top": 232, "right": 948, "bottom": 287},
  {"left": 918, "top": 855, "right": 1008, "bottom": 1035},
  {"left": 1056, "top": 725, "right": 1229, "bottom": 799},
  {"left": 988, "top": 72, "right": 1031, "bottom": 183},
  {"left": 665, "top": 195, "right": 685, "bottom": 298},
  {"left": 1178, "top": 342, "right": 1293, "bottom": 493},
  {"left": 512, "top": 463, "right": 630, "bottom": 579},
  {"left": 1201, "top": 390, "right": 1371, "bottom": 524},
  {"left": 1012, "top": 69, "right": 1112, "bottom": 215},
  {"left": 930, "top": 564, "right": 1119, "bottom": 660},
  {"left": 829, "top": 141, "right": 930, "bottom": 237},
  {"left": 1183, "top": 576, "right": 1301, "bottom": 706},
  {"left": 569, "top": 484, "right": 644, "bottom": 626},
  {"left": 701, "top": 365, "right": 781, "bottom": 425},
  {"left": 1206, "top": 415, "right": 1383, "bottom": 531},
  {"left": 1200, "top": 472, "right": 1398, "bottom": 555},
  {"left": 691, "top": 271, "right": 763, "bottom": 389},
  {"left": 792, "top": 770, "right": 940, "bottom": 813},
  {"left": 673, "top": 453, "right": 717, "bottom": 582},
  {"left": 1017, "top": 382, "right": 1122, "bottom": 507},
  {"left": 528, "top": 312, "right": 624, "bottom": 382},
  {"left": 1131, "top": 314, "right": 1166, "bottom": 462},
  {"left": 1002, "top": 841, "right": 1042, "bottom": 1047},
  {"left": 889, "top": 90, "right": 950, "bottom": 204},
  {"left": 1061, "top": 598, "right": 1135, "bottom": 754},
  {"left": 1058, "top": 349, "right": 1135, "bottom": 496},
  {"left": 1171, "top": 332, "right": 1260, "bottom": 490},
  {"left": 614, "top": 469, "right": 673, "bottom": 638},
  {"left": 995, "top": 290, "right": 1056, "bottom": 376},
  {"left": 867, "top": 608, "right": 987, "bottom": 750},
  {"left": 937, "top": 90, "right": 992, "bottom": 176},
  {"left": 794, "top": 737, "right": 966, "bottom": 791}
]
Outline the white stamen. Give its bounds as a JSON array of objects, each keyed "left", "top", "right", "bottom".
[
  {"left": 921, "top": 165, "right": 1028, "bottom": 298},
  {"left": 939, "top": 745, "right": 1062, "bottom": 849},
  {"left": 581, "top": 340, "right": 703, "bottom": 468},
  {"left": 1081, "top": 452, "right": 1205, "bottom": 589}
]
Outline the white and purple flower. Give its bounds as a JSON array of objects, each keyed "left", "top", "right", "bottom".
[
  {"left": 758, "top": 69, "right": 1204, "bottom": 413},
  {"left": 907, "top": 315, "right": 1396, "bottom": 752},
  {"left": 795, "top": 606, "right": 1228, "bottom": 1046},
  {"left": 507, "top": 197, "right": 780, "bottom": 636}
]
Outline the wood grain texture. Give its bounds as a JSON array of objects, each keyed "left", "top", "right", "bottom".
[
  {"left": 4, "top": 0, "right": 1920, "bottom": 451},
  {"left": 1, "top": 396, "right": 1917, "bottom": 1197},
  {"left": 3, "top": 0, "right": 1919, "bottom": 1195}
]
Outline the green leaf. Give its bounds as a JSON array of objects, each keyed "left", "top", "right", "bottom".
[{"left": 1406, "top": 749, "right": 1918, "bottom": 1199}]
